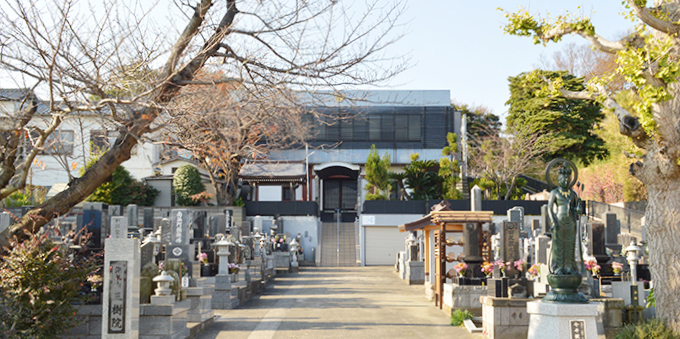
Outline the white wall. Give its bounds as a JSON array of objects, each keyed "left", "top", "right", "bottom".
[
  {"left": 281, "top": 216, "right": 319, "bottom": 262},
  {"left": 258, "top": 185, "right": 281, "bottom": 201}
]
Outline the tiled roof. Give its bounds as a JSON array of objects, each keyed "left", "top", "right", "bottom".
[
  {"left": 0, "top": 88, "right": 33, "bottom": 101},
  {"left": 240, "top": 161, "right": 306, "bottom": 179}
]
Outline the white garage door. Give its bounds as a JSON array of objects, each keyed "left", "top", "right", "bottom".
[{"left": 365, "top": 226, "right": 407, "bottom": 266}]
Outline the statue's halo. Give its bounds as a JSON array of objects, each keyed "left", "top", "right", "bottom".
[{"left": 545, "top": 158, "right": 578, "bottom": 189}]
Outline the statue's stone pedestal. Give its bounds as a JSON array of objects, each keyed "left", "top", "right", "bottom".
[{"left": 527, "top": 301, "right": 599, "bottom": 339}]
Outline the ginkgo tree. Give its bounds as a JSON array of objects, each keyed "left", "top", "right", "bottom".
[{"left": 503, "top": 0, "right": 680, "bottom": 331}]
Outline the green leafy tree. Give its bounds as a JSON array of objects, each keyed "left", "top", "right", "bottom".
[
  {"left": 404, "top": 153, "right": 442, "bottom": 200},
  {"left": 0, "top": 233, "right": 99, "bottom": 338},
  {"left": 364, "top": 145, "right": 392, "bottom": 200},
  {"left": 83, "top": 156, "right": 159, "bottom": 206},
  {"left": 502, "top": 2, "right": 680, "bottom": 329},
  {"left": 453, "top": 102, "right": 501, "bottom": 139},
  {"left": 173, "top": 164, "right": 205, "bottom": 206},
  {"left": 440, "top": 133, "right": 463, "bottom": 199},
  {"left": 506, "top": 70, "right": 608, "bottom": 166}
]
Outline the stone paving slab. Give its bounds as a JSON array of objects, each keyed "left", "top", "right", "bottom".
[{"left": 195, "top": 267, "right": 483, "bottom": 339}]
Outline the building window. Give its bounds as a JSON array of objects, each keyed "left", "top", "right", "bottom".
[
  {"left": 312, "top": 111, "right": 421, "bottom": 142},
  {"left": 27, "top": 130, "right": 74, "bottom": 155}
]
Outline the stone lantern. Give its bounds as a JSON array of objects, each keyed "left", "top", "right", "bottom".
[
  {"left": 253, "top": 231, "right": 264, "bottom": 257},
  {"left": 215, "top": 238, "right": 233, "bottom": 276},
  {"left": 153, "top": 271, "right": 175, "bottom": 296},
  {"left": 625, "top": 241, "right": 641, "bottom": 285}
]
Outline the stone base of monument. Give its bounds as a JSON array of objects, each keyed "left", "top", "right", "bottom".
[
  {"left": 443, "top": 283, "right": 485, "bottom": 316},
  {"left": 139, "top": 299, "right": 190, "bottom": 339},
  {"left": 527, "top": 301, "right": 599, "bottom": 339},
  {"left": 405, "top": 261, "right": 424, "bottom": 285},
  {"left": 212, "top": 274, "right": 237, "bottom": 309},
  {"left": 290, "top": 260, "right": 299, "bottom": 273},
  {"left": 61, "top": 305, "right": 102, "bottom": 339},
  {"left": 480, "top": 295, "right": 531, "bottom": 339},
  {"left": 185, "top": 286, "right": 214, "bottom": 322}
]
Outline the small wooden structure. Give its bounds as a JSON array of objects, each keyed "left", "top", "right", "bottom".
[{"left": 399, "top": 202, "right": 492, "bottom": 309}]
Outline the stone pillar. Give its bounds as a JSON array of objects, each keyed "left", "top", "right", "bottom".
[
  {"left": 102, "top": 238, "right": 140, "bottom": 338},
  {"left": 470, "top": 185, "right": 482, "bottom": 211}
]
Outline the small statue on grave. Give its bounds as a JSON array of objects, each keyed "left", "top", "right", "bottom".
[{"left": 544, "top": 158, "right": 588, "bottom": 303}]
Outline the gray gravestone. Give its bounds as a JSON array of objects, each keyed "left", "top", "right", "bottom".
[
  {"left": 508, "top": 207, "right": 524, "bottom": 231},
  {"left": 192, "top": 210, "right": 207, "bottom": 239},
  {"left": 501, "top": 221, "right": 521, "bottom": 274},
  {"left": 171, "top": 209, "right": 191, "bottom": 245},
  {"left": 541, "top": 204, "right": 550, "bottom": 235},
  {"left": 604, "top": 212, "right": 622, "bottom": 253},
  {"left": 225, "top": 209, "right": 233, "bottom": 230},
  {"left": 0, "top": 212, "right": 10, "bottom": 234},
  {"left": 531, "top": 219, "right": 540, "bottom": 237},
  {"left": 140, "top": 241, "right": 155, "bottom": 269},
  {"left": 101, "top": 238, "right": 140, "bottom": 337},
  {"left": 153, "top": 217, "right": 162, "bottom": 232},
  {"left": 208, "top": 214, "right": 227, "bottom": 237},
  {"left": 126, "top": 204, "right": 139, "bottom": 227},
  {"left": 143, "top": 208, "right": 154, "bottom": 231},
  {"left": 160, "top": 218, "right": 172, "bottom": 245},
  {"left": 470, "top": 185, "right": 482, "bottom": 211},
  {"left": 535, "top": 235, "right": 550, "bottom": 265},
  {"left": 110, "top": 216, "right": 127, "bottom": 239}
]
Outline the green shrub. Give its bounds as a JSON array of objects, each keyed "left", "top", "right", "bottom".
[
  {"left": 84, "top": 156, "right": 159, "bottom": 206},
  {"left": 615, "top": 319, "right": 678, "bottom": 339},
  {"left": 173, "top": 164, "right": 205, "bottom": 206},
  {"left": 450, "top": 309, "right": 474, "bottom": 327},
  {"left": 0, "top": 232, "right": 99, "bottom": 338}
]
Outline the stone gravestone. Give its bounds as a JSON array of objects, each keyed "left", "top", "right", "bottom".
[
  {"left": 110, "top": 216, "right": 127, "bottom": 239},
  {"left": 604, "top": 212, "right": 622, "bottom": 253},
  {"left": 541, "top": 204, "right": 550, "bottom": 236},
  {"left": 139, "top": 238, "right": 159, "bottom": 304},
  {"left": 508, "top": 206, "right": 524, "bottom": 231},
  {"left": 126, "top": 204, "right": 139, "bottom": 228},
  {"left": 83, "top": 202, "right": 107, "bottom": 248},
  {"left": 501, "top": 221, "right": 520, "bottom": 269},
  {"left": 0, "top": 212, "right": 10, "bottom": 234},
  {"left": 143, "top": 208, "right": 154, "bottom": 233},
  {"left": 535, "top": 235, "right": 550, "bottom": 265},
  {"left": 160, "top": 218, "right": 172, "bottom": 245},
  {"left": 461, "top": 223, "right": 483, "bottom": 278},
  {"left": 208, "top": 215, "right": 225, "bottom": 238},
  {"left": 531, "top": 219, "right": 540, "bottom": 237},
  {"left": 590, "top": 222, "right": 609, "bottom": 265},
  {"left": 225, "top": 209, "right": 233, "bottom": 231},
  {"left": 101, "top": 237, "right": 140, "bottom": 338},
  {"left": 110, "top": 205, "right": 123, "bottom": 217},
  {"left": 470, "top": 185, "right": 482, "bottom": 211},
  {"left": 166, "top": 209, "right": 194, "bottom": 277},
  {"left": 192, "top": 210, "right": 207, "bottom": 239},
  {"left": 153, "top": 217, "right": 162, "bottom": 232}
]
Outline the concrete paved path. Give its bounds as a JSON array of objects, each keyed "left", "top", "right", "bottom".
[{"left": 196, "top": 267, "right": 482, "bottom": 339}]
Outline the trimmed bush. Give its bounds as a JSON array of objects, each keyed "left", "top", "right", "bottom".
[
  {"left": 616, "top": 319, "right": 678, "bottom": 339},
  {"left": 173, "top": 164, "right": 205, "bottom": 206}
]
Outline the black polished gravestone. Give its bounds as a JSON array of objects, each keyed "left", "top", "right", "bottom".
[
  {"left": 460, "top": 222, "right": 484, "bottom": 278},
  {"left": 590, "top": 222, "right": 609, "bottom": 265},
  {"left": 604, "top": 212, "right": 622, "bottom": 253},
  {"left": 192, "top": 210, "right": 207, "bottom": 239}
]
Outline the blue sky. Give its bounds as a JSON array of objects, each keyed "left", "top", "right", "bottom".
[{"left": 380, "top": 1, "right": 634, "bottom": 121}]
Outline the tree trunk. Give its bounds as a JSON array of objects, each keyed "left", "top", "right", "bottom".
[{"left": 642, "top": 174, "right": 680, "bottom": 331}]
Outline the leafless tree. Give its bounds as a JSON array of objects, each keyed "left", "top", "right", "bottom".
[
  {"left": 468, "top": 124, "right": 562, "bottom": 200},
  {"left": 0, "top": 0, "right": 407, "bottom": 245}
]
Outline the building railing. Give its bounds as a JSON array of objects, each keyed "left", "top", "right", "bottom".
[
  {"left": 362, "top": 199, "right": 549, "bottom": 215},
  {"left": 244, "top": 201, "right": 319, "bottom": 217}
]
